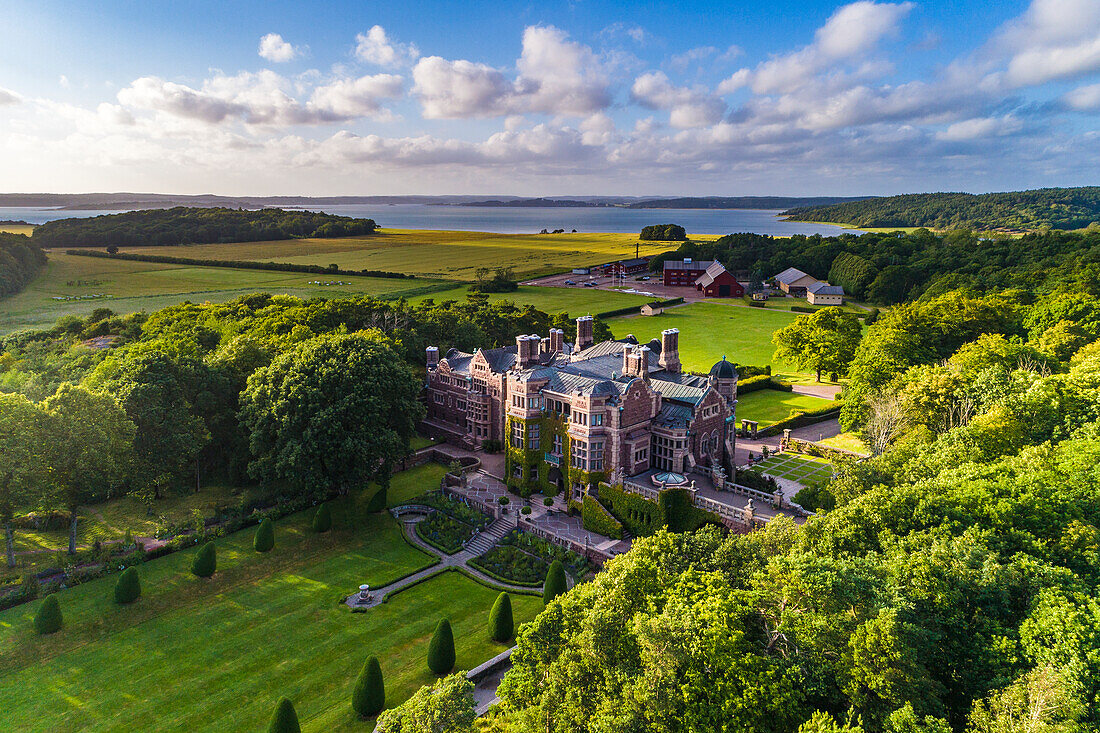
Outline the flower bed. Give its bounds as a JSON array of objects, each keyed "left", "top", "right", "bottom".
[
  {"left": 411, "top": 491, "right": 491, "bottom": 528},
  {"left": 499, "top": 529, "right": 593, "bottom": 577},
  {"left": 414, "top": 512, "right": 475, "bottom": 555},
  {"left": 469, "top": 545, "right": 551, "bottom": 585}
]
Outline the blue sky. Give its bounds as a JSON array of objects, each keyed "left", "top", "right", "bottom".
[{"left": 0, "top": 0, "right": 1097, "bottom": 195}]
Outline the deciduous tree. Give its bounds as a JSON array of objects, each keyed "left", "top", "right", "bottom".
[{"left": 772, "top": 307, "right": 862, "bottom": 382}]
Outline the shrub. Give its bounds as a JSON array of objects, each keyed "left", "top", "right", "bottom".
[
  {"left": 543, "top": 497, "right": 554, "bottom": 507},
  {"left": 367, "top": 486, "right": 387, "bottom": 513},
  {"left": 114, "top": 567, "right": 141, "bottom": 604},
  {"left": 427, "top": 618, "right": 456, "bottom": 675},
  {"left": 489, "top": 592, "right": 514, "bottom": 642},
  {"left": 498, "top": 496, "right": 510, "bottom": 506},
  {"left": 481, "top": 439, "right": 502, "bottom": 453},
  {"left": 191, "top": 541, "right": 217, "bottom": 578},
  {"left": 254, "top": 518, "right": 275, "bottom": 553},
  {"left": 520, "top": 506, "right": 532, "bottom": 516},
  {"left": 582, "top": 495, "right": 624, "bottom": 539},
  {"left": 34, "top": 594, "right": 62, "bottom": 635},
  {"left": 352, "top": 655, "right": 385, "bottom": 718},
  {"left": 415, "top": 512, "right": 475, "bottom": 554},
  {"left": 267, "top": 697, "right": 301, "bottom": 733},
  {"left": 543, "top": 560, "right": 567, "bottom": 605},
  {"left": 312, "top": 503, "right": 332, "bottom": 533},
  {"left": 123, "top": 529, "right": 134, "bottom": 548}
]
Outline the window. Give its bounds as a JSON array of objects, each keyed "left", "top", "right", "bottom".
[
  {"left": 511, "top": 422, "right": 524, "bottom": 449},
  {"left": 591, "top": 413, "right": 604, "bottom": 426},
  {"left": 529, "top": 423, "right": 540, "bottom": 451},
  {"left": 527, "top": 396, "right": 541, "bottom": 409},
  {"left": 571, "top": 441, "right": 588, "bottom": 470},
  {"left": 552, "top": 433, "right": 563, "bottom": 456},
  {"left": 434, "top": 393, "right": 444, "bottom": 404},
  {"left": 634, "top": 448, "right": 648, "bottom": 463},
  {"left": 590, "top": 441, "right": 604, "bottom": 471},
  {"left": 456, "top": 400, "right": 466, "bottom": 411}
]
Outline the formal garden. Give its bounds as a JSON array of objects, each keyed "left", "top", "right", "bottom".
[
  {"left": 468, "top": 530, "right": 593, "bottom": 587},
  {"left": 754, "top": 453, "right": 835, "bottom": 485}
]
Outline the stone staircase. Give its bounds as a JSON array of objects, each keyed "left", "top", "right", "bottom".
[{"left": 465, "top": 517, "right": 512, "bottom": 557}]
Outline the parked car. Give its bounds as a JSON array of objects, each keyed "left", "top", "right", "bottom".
[{"left": 564, "top": 280, "right": 576, "bottom": 285}]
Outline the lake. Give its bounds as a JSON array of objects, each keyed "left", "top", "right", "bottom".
[{"left": 0, "top": 204, "right": 861, "bottom": 237}]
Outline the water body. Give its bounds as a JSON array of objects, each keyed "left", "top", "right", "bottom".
[{"left": 0, "top": 204, "right": 862, "bottom": 237}]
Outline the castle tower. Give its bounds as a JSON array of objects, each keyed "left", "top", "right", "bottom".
[
  {"left": 658, "top": 328, "right": 681, "bottom": 373},
  {"left": 708, "top": 357, "right": 737, "bottom": 406},
  {"left": 576, "top": 316, "right": 594, "bottom": 351},
  {"left": 426, "top": 346, "right": 439, "bottom": 369}
]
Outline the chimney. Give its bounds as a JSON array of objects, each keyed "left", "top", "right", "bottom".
[
  {"left": 426, "top": 346, "right": 439, "bottom": 369},
  {"left": 636, "top": 345, "right": 650, "bottom": 381},
  {"left": 658, "top": 328, "right": 681, "bottom": 373},
  {"left": 516, "top": 335, "right": 540, "bottom": 368},
  {"left": 549, "top": 328, "right": 564, "bottom": 354},
  {"left": 576, "top": 316, "right": 594, "bottom": 351},
  {"left": 541, "top": 337, "right": 550, "bottom": 353}
]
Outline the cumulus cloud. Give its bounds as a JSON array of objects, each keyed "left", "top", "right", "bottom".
[
  {"left": 936, "top": 115, "right": 1024, "bottom": 141},
  {"left": 631, "top": 72, "right": 726, "bottom": 128},
  {"left": 412, "top": 25, "right": 609, "bottom": 118},
  {"left": 993, "top": 0, "right": 1100, "bottom": 87},
  {"left": 1062, "top": 82, "right": 1100, "bottom": 110},
  {"left": 0, "top": 87, "right": 21, "bottom": 105},
  {"left": 258, "top": 33, "right": 300, "bottom": 63},
  {"left": 355, "top": 26, "right": 419, "bottom": 67}
]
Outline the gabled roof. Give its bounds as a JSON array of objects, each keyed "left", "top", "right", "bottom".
[
  {"left": 663, "top": 259, "right": 712, "bottom": 271},
  {"left": 807, "top": 281, "right": 845, "bottom": 295},
  {"left": 478, "top": 346, "right": 518, "bottom": 372},
  {"left": 694, "top": 261, "right": 729, "bottom": 287},
  {"left": 774, "top": 267, "right": 814, "bottom": 284}
]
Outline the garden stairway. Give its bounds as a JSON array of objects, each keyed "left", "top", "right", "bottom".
[{"left": 465, "top": 517, "right": 512, "bottom": 557}]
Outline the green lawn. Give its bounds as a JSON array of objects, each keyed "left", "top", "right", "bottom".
[
  {"left": 610, "top": 301, "right": 800, "bottom": 371},
  {"left": 817, "top": 432, "right": 870, "bottom": 456},
  {"left": 756, "top": 453, "right": 835, "bottom": 485},
  {"left": 413, "top": 283, "right": 654, "bottom": 316},
  {"left": 0, "top": 465, "right": 537, "bottom": 732},
  {"left": 736, "top": 389, "right": 837, "bottom": 426},
  {"left": 0, "top": 252, "right": 452, "bottom": 335}
]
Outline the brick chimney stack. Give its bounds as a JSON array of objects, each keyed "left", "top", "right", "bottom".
[
  {"left": 658, "top": 328, "right": 681, "bottom": 373},
  {"left": 426, "top": 346, "right": 439, "bottom": 369},
  {"left": 549, "top": 328, "right": 564, "bottom": 354},
  {"left": 576, "top": 316, "right": 594, "bottom": 351},
  {"left": 516, "top": 334, "right": 540, "bottom": 367}
]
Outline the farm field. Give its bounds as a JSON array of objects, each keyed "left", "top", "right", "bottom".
[
  {"left": 0, "top": 252, "right": 452, "bottom": 334},
  {"left": 735, "top": 389, "right": 837, "bottom": 426},
  {"left": 610, "top": 301, "right": 800, "bottom": 371},
  {"left": 412, "top": 283, "right": 654, "bottom": 315},
  {"left": 0, "top": 223, "right": 34, "bottom": 235},
  {"left": 121, "top": 229, "right": 696, "bottom": 280},
  {"left": 0, "top": 466, "right": 539, "bottom": 732}
]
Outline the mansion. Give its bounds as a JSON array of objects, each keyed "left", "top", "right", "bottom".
[{"left": 423, "top": 317, "right": 738, "bottom": 500}]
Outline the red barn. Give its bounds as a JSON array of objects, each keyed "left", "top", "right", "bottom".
[
  {"left": 694, "top": 262, "right": 744, "bottom": 298},
  {"left": 662, "top": 258, "right": 712, "bottom": 286}
]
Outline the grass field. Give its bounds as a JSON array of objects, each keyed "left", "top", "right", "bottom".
[
  {"left": 0, "top": 223, "right": 34, "bottom": 235},
  {"left": 123, "top": 229, "right": 695, "bottom": 281},
  {"left": 0, "top": 464, "right": 538, "bottom": 732},
  {"left": 757, "top": 453, "right": 835, "bottom": 485},
  {"left": 610, "top": 301, "right": 799, "bottom": 371},
  {"left": 817, "top": 432, "right": 869, "bottom": 455},
  {"left": 735, "top": 389, "right": 836, "bottom": 426},
  {"left": 413, "top": 283, "right": 654, "bottom": 315}
]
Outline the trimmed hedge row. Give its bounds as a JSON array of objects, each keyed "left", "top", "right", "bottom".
[
  {"left": 597, "top": 484, "right": 664, "bottom": 536},
  {"left": 595, "top": 296, "right": 683, "bottom": 319},
  {"left": 65, "top": 249, "right": 414, "bottom": 280},
  {"left": 581, "top": 495, "right": 623, "bottom": 540},
  {"left": 758, "top": 403, "right": 842, "bottom": 437},
  {"left": 737, "top": 375, "right": 792, "bottom": 394}
]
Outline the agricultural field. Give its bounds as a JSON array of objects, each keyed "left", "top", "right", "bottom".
[
  {"left": 0, "top": 223, "right": 35, "bottom": 235},
  {"left": 0, "top": 464, "right": 538, "bottom": 732},
  {"left": 610, "top": 300, "right": 800, "bottom": 371},
  {"left": 0, "top": 252, "right": 452, "bottom": 335},
  {"left": 122, "top": 229, "right": 692, "bottom": 280},
  {"left": 735, "top": 389, "right": 836, "bottom": 426}
]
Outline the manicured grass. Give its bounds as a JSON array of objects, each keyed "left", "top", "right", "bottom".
[
  {"left": 413, "top": 283, "right": 654, "bottom": 316},
  {"left": 122, "top": 229, "right": 692, "bottom": 281},
  {"left": 409, "top": 435, "right": 438, "bottom": 451},
  {"left": 736, "top": 389, "right": 837, "bottom": 426},
  {"left": 0, "top": 474, "right": 539, "bottom": 731},
  {"left": 610, "top": 301, "right": 800, "bottom": 371},
  {"left": 0, "top": 252, "right": 451, "bottom": 334},
  {"left": 818, "top": 432, "right": 870, "bottom": 455},
  {"left": 376, "top": 463, "right": 449, "bottom": 508},
  {"left": 757, "top": 453, "right": 835, "bottom": 485}
]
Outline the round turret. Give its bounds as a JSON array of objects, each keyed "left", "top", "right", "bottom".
[{"left": 709, "top": 357, "right": 737, "bottom": 380}]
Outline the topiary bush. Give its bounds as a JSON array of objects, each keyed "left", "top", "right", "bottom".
[
  {"left": 34, "top": 594, "right": 62, "bottom": 635},
  {"left": 312, "top": 503, "right": 332, "bottom": 533},
  {"left": 267, "top": 697, "right": 301, "bottom": 733},
  {"left": 520, "top": 506, "right": 532, "bottom": 516},
  {"left": 254, "top": 518, "right": 275, "bottom": 553},
  {"left": 191, "top": 541, "right": 217, "bottom": 578},
  {"left": 543, "top": 560, "right": 567, "bottom": 605},
  {"left": 352, "top": 655, "right": 385, "bottom": 718},
  {"left": 488, "top": 592, "right": 514, "bottom": 643},
  {"left": 427, "top": 618, "right": 456, "bottom": 675},
  {"left": 367, "top": 486, "right": 387, "bottom": 513},
  {"left": 543, "top": 497, "right": 554, "bottom": 507},
  {"left": 114, "top": 566, "right": 141, "bottom": 604}
]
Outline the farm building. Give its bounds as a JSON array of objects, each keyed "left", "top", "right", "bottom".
[
  {"left": 694, "top": 262, "right": 745, "bottom": 298},
  {"left": 773, "top": 267, "right": 818, "bottom": 296},
  {"left": 806, "top": 281, "right": 845, "bottom": 305},
  {"left": 605, "top": 257, "right": 650, "bottom": 276},
  {"left": 662, "top": 258, "right": 712, "bottom": 286},
  {"left": 640, "top": 302, "right": 665, "bottom": 316}
]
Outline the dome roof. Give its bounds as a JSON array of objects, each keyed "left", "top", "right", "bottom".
[{"left": 709, "top": 357, "right": 737, "bottom": 379}]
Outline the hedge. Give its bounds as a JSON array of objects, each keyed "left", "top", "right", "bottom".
[
  {"left": 581, "top": 495, "right": 623, "bottom": 539},
  {"left": 191, "top": 542, "right": 217, "bottom": 578},
  {"left": 454, "top": 567, "right": 543, "bottom": 597},
  {"left": 353, "top": 656, "right": 386, "bottom": 719},
  {"left": 427, "top": 618, "right": 456, "bottom": 675},
  {"left": 488, "top": 592, "right": 514, "bottom": 642},
  {"left": 113, "top": 567, "right": 141, "bottom": 604},
  {"left": 65, "top": 249, "right": 414, "bottom": 280},
  {"left": 34, "top": 594, "right": 62, "bottom": 635},
  {"left": 737, "top": 374, "right": 775, "bottom": 394},
  {"left": 757, "top": 403, "right": 842, "bottom": 437},
  {"left": 267, "top": 698, "right": 301, "bottom": 733},
  {"left": 253, "top": 518, "right": 275, "bottom": 553},
  {"left": 543, "top": 561, "right": 567, "bottom": 605},
  {"left": 595, "top": 296, "right": 684, "bottom": 319},
  {"left": 597, "top": 484, "right": 664, "bottom": 536}
]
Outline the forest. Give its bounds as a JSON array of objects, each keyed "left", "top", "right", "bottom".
[
  {"left": 783, "top": 186, "right": 1100, "bottom": 231},
  {"left": 31, "top": 207, "right": 379, "bottom": 248},
  {"left": 650, "top": 227, "right": 1100, "bottom": 304},
  {"left": 0, "top": 233, "right": 46, "bottom": 298}
]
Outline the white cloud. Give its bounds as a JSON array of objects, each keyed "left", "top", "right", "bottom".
[
  {"left": 1062, "top": 82, "right": 1100, "bottom": 110},
  {"left": 936, "top": 115, "right": 1023, "bottom": 141},
  {"left": 0, "top": 87, "right": 21, "bottom": 105},
  {"left": 308, "top": 74, "right": 404, "bottom": 119},
  {"left": 992, "top": 0, "right": 1100, "bottom": 86},
  {"left": 717, "top": 69, "right": 752, "bottom": 94},
  {"left": 355, "top": 26, "right": 419, "bottom": 67},
  {"left": 258, "top": 33, "right": 300, "bottom": 63},
  {"left": 631, "top": 71, "right": 725, "bottom": 128},
  {"left": 670, "top": 45, "right": 743, "bottom": 73},
  {"left": 412, "top": 25, "right": 609, "bottom": 119}
]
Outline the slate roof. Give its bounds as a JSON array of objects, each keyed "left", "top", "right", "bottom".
[
  {"left": 479, "top": 346, "right": 519, "bottom": 371},
  {"left": 774, "top": 267, "right": 814, "bottom": 285},
  {"left": 441, "top": 350, "right": 475, "bottom": 374},
  {"left": 654, "top": 401, "right": 693, "bottom": 428},
  {"left": 807, "top": 281, "right": 845, "bottom": 295}
]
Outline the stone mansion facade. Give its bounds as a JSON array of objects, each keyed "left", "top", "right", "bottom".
[{"left": 423, "top": 317, "right": 738, "bottom": 500}]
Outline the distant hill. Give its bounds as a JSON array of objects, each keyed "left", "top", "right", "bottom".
[
  {"left": 456, "top": 196, "right": 870, "bottom": 209},
  {"left": 783, "top": 187, "right": 1100, "bottom": 231}
]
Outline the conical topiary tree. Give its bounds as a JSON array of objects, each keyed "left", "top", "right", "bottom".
[
  {"left": 267, "top": 697, "right": 301, "bottom": 733},
  {"left": 191, "top": 541, "right": 216, "bottom": 578},
  {"left": 254, "top": 517, "right": 275, "bottom": 553},
  {"left": 427, "top": 618, "right": 455, "bottom": 675},
  {"left": 366, "top": 486, "right": 387, "bottom": 513},
  {"left": 543, "top": 560, "right": 567, "bottom": 605},
  {"left": 312, "top": 503, "right": 332, "bottom": 533},
  {"left": 34, "top": 594, "right": 62, "bottom": 635},
  {"left": 114, "top": 566, "right": 141, "bottom": 604},
  {"left": 352, "top": 655, "right": 385, "bottom": 718},
  {"left": 488, "top": 592, "right": 514, "bottom": 643}
]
